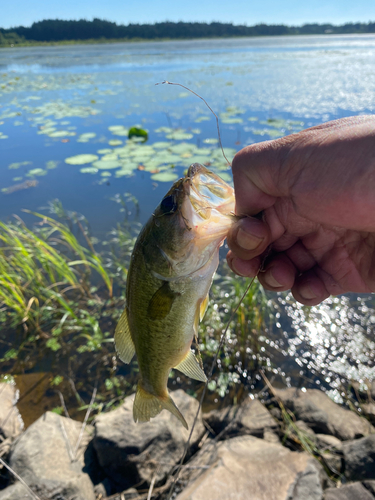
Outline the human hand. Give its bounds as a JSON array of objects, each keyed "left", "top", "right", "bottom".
[{"left": 226, "top": 115, "right": 375, "bottom": 305}]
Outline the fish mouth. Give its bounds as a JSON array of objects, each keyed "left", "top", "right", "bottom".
[{"left": 181, "top": 163, "right": 235, "bottom": 243}]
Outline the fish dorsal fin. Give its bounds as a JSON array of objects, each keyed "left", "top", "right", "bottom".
[
  {"left": 148, "top": 281, "right": 179, "bottom": 321},
  {"left": 174, "top": 350, "right": 207, "bottom": 382},
  {"left": 114, "top": 307, "right": 135, "bottom": 364},
  {"left": 200, "top": 294, "right": 209, "bottom": 321}
]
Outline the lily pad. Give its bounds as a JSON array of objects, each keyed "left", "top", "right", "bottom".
[
  {"left": 101, "top": 153, "right": 118, "bottom": 161},
  {"left": 48, "top": 130, "right": 76, "bottom": 138},
  {"left": 65, "top": 154, "right": 98, "bottom": 165},
  {"left": 100, "top": 171, "right": 112, "bottom": 177},
  {"left": 46, "top": 160, "right": 59, "bottom": 169},
  {"left": 97, "top": 149, "right": 113, "bottom": 154},
  {"left": 166, "top": 131, "right": 193, "bottom": 140},
  {"left": 92, "top": 160, "right": 121, "bottom": 170},
  {"left": 78, "top": 132, "right": 96, "bottom": 142},
  {"left": 108, "top": 139, "right": 123, "bottom": 146},
  {"left": 151, "top": 172, "right": 179, "bottom": 182},
  {"left": 80, "top": 167, "right": 98, "bottom": 174},
  {"left": 128, "top": 127, "right": 148, "bottom": 141},
  {"left": 26, "top": 168, "right": 47, "bottom": 177}
]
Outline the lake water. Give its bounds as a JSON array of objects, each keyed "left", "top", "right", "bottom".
[
  {"left": 1, "top": 35, "right": 375, "bottom": 235},
  {"left": 1, "top": 35, "right": 375, "bottom": 416}
]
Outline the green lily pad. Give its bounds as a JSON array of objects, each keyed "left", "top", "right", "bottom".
[
  {"left": 203, "top": 138, "right": 219, "bottom": 144},
  {"left": 195, "top": 116, "right": 210, "bottom": 123},
  {"left": 65, "top": 154, "right": 98, "bottom": 165},
  {"left": 100, "top": 171, "right": 112, "bottom": 177},
  {"left": 154, "top": 126, "right": 174, "bottom": 133},
  {"left": 92, "top": 160, "right": 121, "bottom": 170},
  {"left": 78, "top": 132, "right": 96, "bottom": 142},
  {"left": 128, "top": 127, "right": 148, "bottom": 141},
  {"left": 115, "top": 169, "right": 135, "bottom": 177},
  {"left": 26, "top": 168, "right": 47, "bottom": 177},
  {"left": 221, "top": 117, "right": 243, "bottom": 124},
  {"left": 97, "top": 148, "right": 113, "bottom": 154},
  {"left": 80, "top": 167, "right": 98, "bottom": 174},
  {"left": 46, "top": 160, "right": 59, "bottom": 169},
  {"left": 48, "top": 130, "right": 76, "bottom": 138},
  {"left": 8, "top": 161, "right": 32, "bottom": 169},
  {"left": 166, "top": 131, "right": 193, "bottom": 140},
  {"left": 108, "top": 139, "right": 123, "bottom": 146},
  {"left": 108, "top": 125, "right": 128, "bottom": 136},
  {"left": 101, "top": 153, "right": 118, "bottom": 161},
  {"left": 152, "top": 141, "right": 172, "bottom": 149},
  {"left": 151, "top": 172, "right": 179, "bottom": 182}
]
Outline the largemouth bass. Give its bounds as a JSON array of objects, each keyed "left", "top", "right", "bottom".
[{"left": 115, "top": 164, "right": 235, "bottom": 428}]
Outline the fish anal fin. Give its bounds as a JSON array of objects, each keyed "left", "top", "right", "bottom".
[
  {"left": 114, "top": 307, "right": 135, "bottom": 364},
  {"left": 148, "top": 281, "right": 179, "bottom": 321},
  {"left": 174, "top": 350, "right": 207, "bottom": 382},
  {"left": 133, "top": 383, "right": 188, "bottom": 429},
  {"left": 200, "top": 294, "right": 209, "bottom": 321}
]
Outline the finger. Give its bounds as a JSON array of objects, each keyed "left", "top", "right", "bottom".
[
  {"left": 258, "top": 254, "right": 298, "bottom": 292},
  {"left": 291, "top": 269, "right": 330, "bottom": 306},
  {"left": 227, "top": 251, "right": 262, "bottom": 278},
  {"left": 285, "top": 241, "right": 317, "bottom": 272},
  {"left": 227, "top": 217, "right": 271, "bottom": 261}
]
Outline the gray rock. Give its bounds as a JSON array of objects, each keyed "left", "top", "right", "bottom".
[
  {"left": 362, "top": 403, "right": 375, "bottom": 424},
  {"left": 316, "top": 434, "right": 343, "bottom": 452},
  {"left": 274, "top": 388, "right": 374, "bottom": 441},
  {"left": 0, "top": 383, "right": 23, "bottom": 440},
  {"left": 323, "top": 483, "right": 375, "bottom": 499},
  {"left": 0, "top": 482, "right": 34, "bottom": 499},
  {"left": 363, "top": 481, "right": 375, "bottom": 496},
  {"left": 8, "top": 411, "right": 95, "bottom": 500},
  {"left": 93, "top": 389, "right": 205, "bottom": 491},
  {"left": 175, "top": 435, "right": 324, "bottom": 500},
  {"left": 321, "top": 452, "right": 342, "bottom": 474},
  {"left": 203, "top": 397, "right": 278, "bottom": 438},
  {"left": 342, "top": 434, "right": 375, "bottom": 481}
]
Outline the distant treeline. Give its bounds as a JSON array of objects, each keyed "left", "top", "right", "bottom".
[{"left": 1, "top": 18, "right": 375, "bottom": 46}]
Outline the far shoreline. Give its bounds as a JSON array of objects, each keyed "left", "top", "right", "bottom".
[{"left": 2, "top": 32, "right": 375, "bottom": 50}]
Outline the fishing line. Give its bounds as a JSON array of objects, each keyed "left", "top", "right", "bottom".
[
  {"left": 156, "top": 81, "right": 232, "bottom": 167},
  {"left": 167, "top": 274, "right": 257, "bottom": 500}
]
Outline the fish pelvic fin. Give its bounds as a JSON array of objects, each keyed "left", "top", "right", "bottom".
[
  {"left": 133, "top": 383, "right": 188, "bottom": 430},
  {"left": 174, "top": 350, "right": 207, "bottom": 382},
  {"left": 114, "top": 306, "right": 135, "bottom": 364}
]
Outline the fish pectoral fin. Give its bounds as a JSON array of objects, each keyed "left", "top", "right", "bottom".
[
  {"left": 174, "top": 350, "right": 207, "bottom": 382},
  {"left": 200, "top": 294, "right": 209, "bottom": 321},
  {"left": 148, "top": 281, "right": 179, "bottom": 321},
  {"left": 133, "top": 383, "right": 188, "bottom": 429},
  {"left": 114, "top": 307, "right": 135, "bottom": 364}
]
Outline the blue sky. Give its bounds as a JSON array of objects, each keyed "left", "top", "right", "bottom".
[{"left": 2, "top": 0, "right": 375, "bottom": 29}]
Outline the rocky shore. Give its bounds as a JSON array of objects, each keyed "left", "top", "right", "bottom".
[{"left": 0, "top": 382, "right": 374, "bottom": 500}]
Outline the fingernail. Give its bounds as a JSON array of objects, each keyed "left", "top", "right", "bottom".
[
  {"left": 263, "top": 269, "right": 282, "bottom": 288},
  {"left": 229, "top": 257, "right": 248, "bottom": 277},
  {"left": 299, "top": 284, "right": 317, "bottom": 300},
  {"left": 237, "top": 228, "right": 263, "bottom": 251}
]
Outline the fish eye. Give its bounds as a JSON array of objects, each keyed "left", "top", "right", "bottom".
[{"left": 160, "top": 195, "right": 178, "bottom": 214}]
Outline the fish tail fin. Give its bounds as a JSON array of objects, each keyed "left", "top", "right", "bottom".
[{"left": 133, "top": 382, "right": 188, "bottom": 429}]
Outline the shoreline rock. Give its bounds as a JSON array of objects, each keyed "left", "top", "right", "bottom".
[{"left": 0, "top": 386, "right": 374, "bottom": 499}]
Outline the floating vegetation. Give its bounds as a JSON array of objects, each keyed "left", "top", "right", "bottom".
[
  {"left": 26, "top": 168, "right": 47, "bottom": 177},
  {"left": 65, "top": 154, "right": 99, "bottom": 165},
  {"left": 128, "top": 126, "right": 148, "bottom": 142},
  {"left": 77, "top": 132, "right": 96, "bottom": 142},
  {"left": 8, "top": 161, "right": 32, "bottom": 170},
  {"left": 150, "top": 172, "right": 179, "bottom": 182}
]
